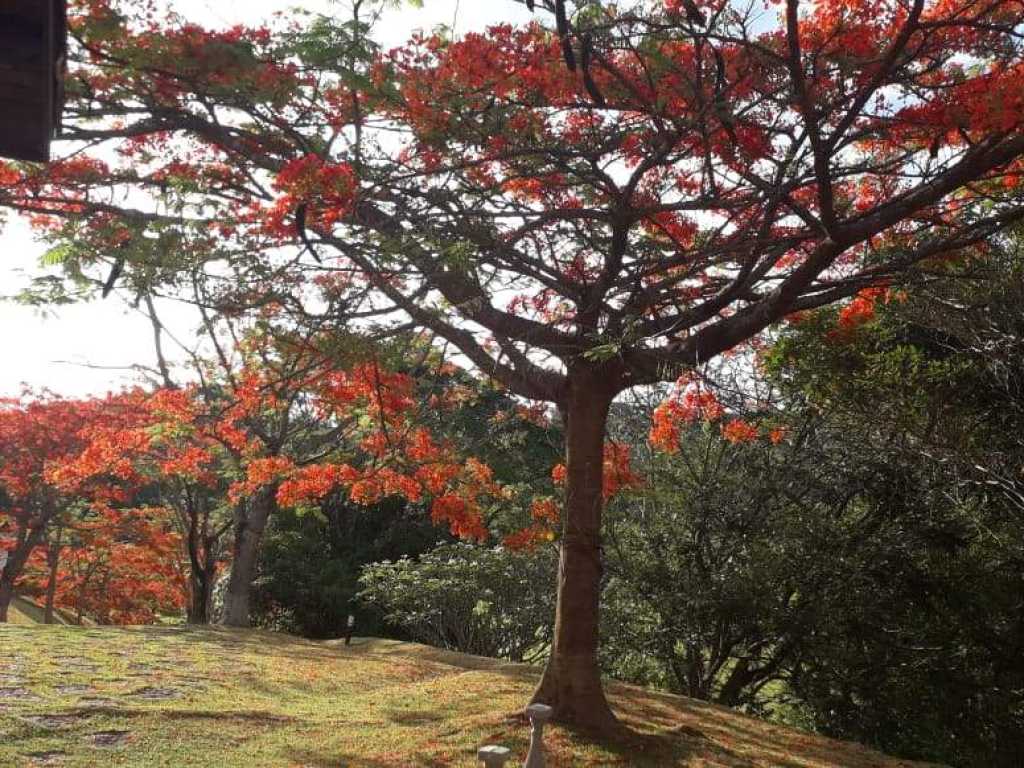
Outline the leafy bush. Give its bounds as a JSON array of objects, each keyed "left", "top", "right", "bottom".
[{"left": 358, "top": 542, "right": 556, "bottom": 663}]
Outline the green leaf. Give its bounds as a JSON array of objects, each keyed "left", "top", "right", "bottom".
[
  {"left": 40, "top": 244, "right": 76, "bottom": 267},
  {"left": 583, "top": 343, "right": 621, "bottom": 362}
]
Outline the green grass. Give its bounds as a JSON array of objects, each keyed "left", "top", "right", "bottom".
[{"left": 0, "top": 625, "right": 941, "bottom": 767}]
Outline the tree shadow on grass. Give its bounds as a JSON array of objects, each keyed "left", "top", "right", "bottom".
[
  {"left": 492, "top": 707, "right": 747, "bottom": 768},
  {"left": 387, "top": 708, "right": 447, "bottom": 727},
  {"left": 608, "top": 685, "right": 933, "bottom": 768},
  {"left": 336, "top": 639, "right": 538, "bottom": 674},
  {"left": 281, "top": 724, "right": 745, "bottom": 768},
  {"left": 287, "top": 748, "right": 454, "bottom": 768},
  {"left": 7, "top": 626, "right": 934, "bottom": 767},
  {"left": 68, "top": 704, "right": 294, "bottom": 725},
  {"left": 590, "top": 721, "right": 757, "bottom": 767}
]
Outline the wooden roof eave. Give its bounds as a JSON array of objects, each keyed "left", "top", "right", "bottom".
[{"left": 0, "top": 0, "right": 68, "bottom": 163}]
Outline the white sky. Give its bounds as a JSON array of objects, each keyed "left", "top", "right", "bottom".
[{"left": 0, "top": 0, "right": 530, "bottom": 397}]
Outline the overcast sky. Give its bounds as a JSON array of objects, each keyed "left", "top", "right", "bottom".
[{"left": 0, "top": 0, "right": 531, "bottom": 397}]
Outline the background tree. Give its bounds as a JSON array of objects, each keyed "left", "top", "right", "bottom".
[
  {"left": 253, "top": 364, "right": 561, "bottom": 637},
  {"left": 49, "top": 321, "right": 428, "bottom": 627},
  {"left": 20, "top": 505, "right": 186, "bottom": 625},
  {"left": 51, "top": 386, "right": 234, "bottom": 623},
  {"left": 600, "top": 406, "right": 815, "bottom": 710},
  {"left": 4, "top": 0, "right": 1024, "bottom": 728},
  {"left": 254, "top": 496, "right": 447, "bottom": 637},
  {"left": 759, "top": 239, "right": 1024, "bottom": 767},
  {"left": 0, "top": 393, "right": 129, "bottom": 622}
]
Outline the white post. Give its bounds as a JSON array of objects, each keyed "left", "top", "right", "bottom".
[
  {"left": 523, "top": 703, "right": 553, "bottom": 768},
  {"left": 478, "top": 745, "right": 512, "bottom": 767}
]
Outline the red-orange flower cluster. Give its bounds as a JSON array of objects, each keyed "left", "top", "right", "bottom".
[{"left": 649, "top": 376, "right": 725, "bottom": 453}]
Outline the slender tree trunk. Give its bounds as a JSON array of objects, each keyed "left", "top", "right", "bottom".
[
  {"left": 43, "top": 550, "right": 60, "bottom": 624},
  {"left": 187, "top": 570, "right": 210, "bottom": 624},
  {"left": 531, "top": 368, "right": 621, "bottom": 733},
  {"left": 0, "top": 578, "right": 14, "bottom": 623},
  {"left": 221, "top": 487, "right": 275, "bottom": 628},
  {"left": 75, "top": 564, "right": 95, "bottom": 626},
  {"left": 184, "top": 517, "right": 215, "bottom": 624},
  {"left": 188, "top": 552, "right": 218, "bottom": 624},
  {"left": 43, "top": 529, "right": 64, "bottom": 624}
]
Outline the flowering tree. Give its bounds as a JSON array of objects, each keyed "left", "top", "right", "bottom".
[
  {"left": 52, "top": 324, "right": 512, "bottom": 626},
  {"left": 19, "top": 505, "right": 186, "bottom": 625},
  {"left": 0, "top": 393, "right": 135, "bottom": 621},
  {"left": 3, "top": 0, "right": 1024, "bottom": 729},
  {"left": 50, "top": 385, "right": 240, "bottom": 623}
]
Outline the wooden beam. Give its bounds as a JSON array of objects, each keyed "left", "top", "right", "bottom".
[{"left": 0, "top": 0, "right": 65, "bottom": 163}]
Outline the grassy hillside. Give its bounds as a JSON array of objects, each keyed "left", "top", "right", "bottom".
[
  {"left": 0, "top": 625, "right": 939, "bottom": 767},
  {"left": 6, "top": 596, "right": 83, "bottom": 627}
]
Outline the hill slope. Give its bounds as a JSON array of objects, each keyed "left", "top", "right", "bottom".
[
  {"left": 0, "top": 625, "right": 940, "bottom": 767},
  {"left": 6, "top": 596, "right": 82, "bottom": 626}
]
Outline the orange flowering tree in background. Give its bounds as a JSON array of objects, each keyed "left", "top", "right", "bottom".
[
  {"left": 50, "top": 385, "right": 239, "bottom": 624},
  {"left": 51, "top": 324, "right": 515, "bottom": 626},
  {"left": 3, "top": 0, "right": 1024, "bottom": 729},
  {"left": 210, "top": 338, "right": 516, "bottom": 627},
  {"left": 216, "top": 350, "right": 514, "bottom": 626},
  {"left": 19, "top": 505, "right": 186, "bottom": 625},
  {"left": 267, "top": 362, "right": 504, "bottom": 539},
  {"left": 0, "top": 393, "right": 143, "bottom": 622}
]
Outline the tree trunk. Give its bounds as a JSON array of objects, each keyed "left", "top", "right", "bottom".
[
  {"left": 531, "top": 369, "right": 621, "bottom": 733},
  {"left": 220, "top": 487, "right": 275, "bottom": 628},
  {"left": 717, "top": 658, "right": 753, "bottom": 707},
  {"left": 187, "top": 569, "right": 210, "bottom": 624},
  {"left": 0, "top": 578, "right": 14, "bottom": 623},
  {"left": 75, "top": 562, "right": 98, "bottom": 626},
  {"left": 0, "top": 525, "right": 46, "bottom": 624},
  {"left": 43, "top": 530, "right": 63, "bottom": 624},
  {"left": 182, "top": 494, "right": 218, "bottom": 624},
  {"left": 43, "top": 551, "right": 60, "bottom": 624},
  {"left": 184, "top": 530, "right": 218, "bottom": 625}
]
